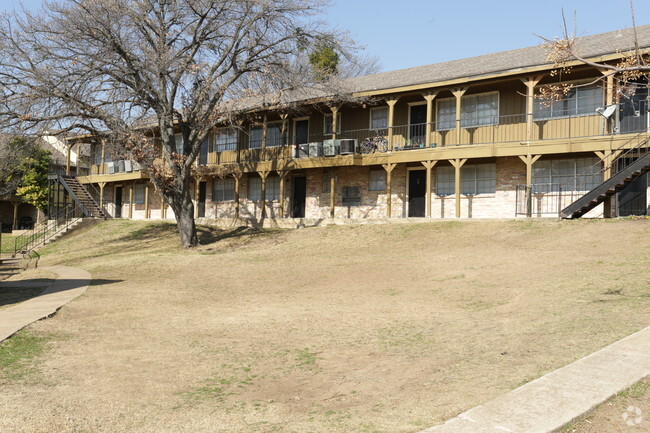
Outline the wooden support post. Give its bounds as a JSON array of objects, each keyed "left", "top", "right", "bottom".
[
  {"left": 382, "top": 163, "right": 396, "bottom": 217},
  {"left": 194, "top": 179, "right": 200, "bottom": 218},
  {"left": 100, "top": 139, "right": 106, "bottom": 175},
  {"left": 421, "top": 160, "right": 437, "bottom": 218},
  {"left": 98, "top": 182, "right": 106, "bottom": 209},
  {"left": 262, "top": 115, "right": 268, "bottom": 150},
  {"left": 386, "top": 98, "right": 399, "bottom": 151},
  {"left": 65, "top": 144, "right": 72, "bottom": 176},
  {"left": 330, "top": 173, "right": 336, "bottom": 218},
  {"left": 422, "top": 91, "right": 438, "bottom": 148},
  {"left": 260, "top": 171, "right": 269, "bottom": 220},
  {"left": 144, "top": 183, "right": 150, "bottom": 219},
  {"left": 330, "top": 106, "right": 340, "bottom": 140},
  {"left": 234, "top": 176, "right": 240, "bottom": 220},
  {"left": 280, "top": 113, "right": 289, "bottom": 147},
  {"left": 451, "top": 88, "right": 468, "bottom": 146},
  {"left": 160, "top": 192, "right": 167, "bottom": 219},
  {"left": 518, "top": 154, "right": 541, "bottom": 217},
  {"left": 277, "top": 170, "right": 288, "bottom": 218},
  {"left": 521, "top": 76, "right": 544, "bottom": 142},
  {"left": 12, "top": 201, "right": 19, "bottom": 230},
  {"left": 598, "top": 69, "right": 615, "bottom": 134},
  {"left": 129, "top": 182, "right": 134, "bottom": 219},
  {"left": 595, "top": 150, "right": 622, "bottom": 218},
  {"left": 450, "top": 158, "right": 467, "bottom": 218}
]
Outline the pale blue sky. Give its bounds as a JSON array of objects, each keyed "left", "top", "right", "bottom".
[{"left": 4, "top": 0, "right": 650, "bottom": 73}]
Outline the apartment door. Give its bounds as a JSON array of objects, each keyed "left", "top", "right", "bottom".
[
  {"left": 408, "top": 170, "right": 426, "bottom": 217},
  {"left": 617, "top": 158, "right": 647, "bottom": 216},
  {"left": 114, "top": 186, "right": 123, "bottom": 218},
  {"left": 409, "top": 105, "right": 427, "bottom": 146},
  {"left": 619, "top": 80, "right": 648, "bottom": 134},
  {"left": 198, "top": 181, "right": 206, "bottom": 218},
  {"left": 295, "top": 119, "right": 309, "bottom": 145},
  {"left": 292, "top": 176, "right": 307, "bottom": 218}
]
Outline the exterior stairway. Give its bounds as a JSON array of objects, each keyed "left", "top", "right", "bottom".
[
  {"left": 58, "top": 176, "right": 106, "bottom": 219},
  {"left": 561, "top": 149, "right": 650, "bottom": 219}
]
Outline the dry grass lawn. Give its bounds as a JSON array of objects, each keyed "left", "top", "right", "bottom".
[{"left": 0, "top": 219, "right": 649, "bottom": 433}]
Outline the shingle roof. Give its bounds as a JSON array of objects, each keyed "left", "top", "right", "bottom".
[{"left": 344, "top": 24, "right": 650, "bottom": 93}]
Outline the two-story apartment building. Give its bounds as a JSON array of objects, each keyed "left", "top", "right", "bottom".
[{"left": 74, "top": 25, "right": 650, "bottom": 223}]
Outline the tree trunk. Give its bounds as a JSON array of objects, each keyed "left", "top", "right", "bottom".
[{"left": 167, "top": 188, "right": 198, "bottom": 249}]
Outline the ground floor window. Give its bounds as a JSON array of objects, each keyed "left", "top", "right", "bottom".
[
  {"left": 248, "top": 175, "right": 280, "bottom": 201},
  {"left": 436, "top": 163, "right": 496, "bottom": 195},
  {"left": 213, "top": 178, "right": 235, "bottom": 201},
  {"left": 368, "top": 169, "right": 386, "bottom": 191},
  {"left": 134, "top": 184, "right": 146, "bottom": 204},
  {"left": 342, "top": 186, "right": 361, "bottom": 206},
  {"left": 322, "top": 171, "right": 333, "bottom": 193},
  {"left": 532, "top": 157, "right": 602, "bottom": 192}
]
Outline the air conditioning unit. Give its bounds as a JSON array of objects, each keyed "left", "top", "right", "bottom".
[
  {"left": 117, "top": 160, "right": 126, "bottom": 173},
  {"left": 308, "top": 142, "right": 322, "bottom": 157},
  {"left": 132, "top": 161, "right": 142, "bottom": 171},
  {"left": 124, "top": 160, "right": 133, "bottom": 172},
  {"left": 339, "top": 139, "right": 357, "bottom": 155},
  {"left": 107, "top": 162, "right": 115, "bottom": 174},
  {"left": 323, "top": 139, "right": 341, "bottom": 156}
]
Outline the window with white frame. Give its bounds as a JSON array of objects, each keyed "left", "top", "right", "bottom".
[
  {"left": 532, "top": 157, "right": 602, "bottom": 192},
  {"left": 533, "top": 85, "right": 603, "bottom": 120},
  {"left": 134, "top": 184, "right": 146, "bottom": 204},
  {"left": 370, "top": 107, "right": 388, "bottom": 130},
  {"left": 213, "top": 178, "right": 235, "bottom": 201},
  {"left": 436, "top": 164, "right": 496, "bottom": 196},
  {"left": 214, "top": 129, "right": 238, "bottom": 152},
  {"left": 437, "top": 92, "right": 499, "bottom": 130},
  {"left": 324, "top": 112, "right": 342, "bottom": 135},
  {"left": 248, "top": 175, "right": 280, "bottom": 201},
  {"left": 368, "top": 169, "right": 386, "bottom": 191}
]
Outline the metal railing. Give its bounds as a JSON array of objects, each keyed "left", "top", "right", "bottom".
[{"left": 12, "top": 203, "right": 86, "bottom": 257}]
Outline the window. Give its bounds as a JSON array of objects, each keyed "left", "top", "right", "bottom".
[
  {"left": 322, "top": 171, "right": 333, "bottom": 193},
  {"left": 532, "top": 157, "right": 602, "bottom": 192},
  {"left": 213, "top": 178, "right": 235, "bottom": 201},
  {"left": 248, "top": 175, "right": 280, "bottom": 201},
  {"left": 370, "top": 107, "right": 388, "bottom": 130},
  {"left": 174, "top": 133, "right": 184, "bottom": 154},
  {"left": 324, "top": 113, "right": 342, "bottom": 135},
  {"left": 368, "top": 169, "right": 386, "bottom": 191},
  {"left": 342, "top": 186, "right": 361, "bottom": 206},
  {"left": 134, "top": 184, "right": 145, "bottom": 204},
  {"left": 198, "top": 138, "right": 209, "bottom": 166},
  {"left": 214, "top": 129, "right": 238, "bottom": 152},
  {"left": 93, "top": 144, "right": 102, "bottom": 165},
  {"left": 437, "top": 92, "right": 499, "bottom": 130},
  {"left": 534, "top": 85, "right": 603, "bottom": 120},
  {"left": 249, "top": 123, "right": 283, "bottom": 148},
  {"left": 436, "top": 164, "right": 497, "bottom": 196}
]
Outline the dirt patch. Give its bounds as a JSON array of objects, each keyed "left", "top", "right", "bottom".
[{"left": 0, "top": 219, "right": 649, "bottom": 433}]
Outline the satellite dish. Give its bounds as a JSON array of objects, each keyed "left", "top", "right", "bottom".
[{"left": 596, "top": 104, "right": 617, "bottom": 119}]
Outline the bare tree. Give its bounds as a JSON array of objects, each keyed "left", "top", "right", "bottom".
[
  {"left": 0, "top": 0, "right": 360, "bottom": 248},
  {"left": 540, "top": 2, "right": 650, "bottom": 100}
]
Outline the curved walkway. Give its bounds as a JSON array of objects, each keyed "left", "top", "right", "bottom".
[{"left": 0, "top": 264, "right": 91, "bottom": 343}]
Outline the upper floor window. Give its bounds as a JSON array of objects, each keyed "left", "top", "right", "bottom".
[
  {"left": 214, "top": 129, "right": 238, "bottom": 152},
  {"left": 370, "top": 107, "right": 388, "bottom": 130},
  {"left": 174, "top": 133, "right": 184, "bottom": 154},
  {"left": 198, "top": 138, "right": 209, "bottom": 166},
  {"left": 437, "top": 92, "right": 499, "bottom": 130},
  {"left": 249, "top": 126, "right": 263, "bottom": 149},
  {"left": 436, "top": 163, "right": 496, "bottom": 195},
  {"left": 534, "top": 85, "right": 603, "bottom": 120},
  {"left": 249, "top": 122, "right": 283, "bottom": 149},
  {"left": 324, "top": 112, "right": 342, "bottom": 135}
]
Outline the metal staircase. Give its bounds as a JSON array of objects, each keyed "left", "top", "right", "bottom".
[
  {"left": 54, "top": 175, "right": 106, "bottom": 219},
  {"left": 561, "top": 133, "right": 650, "bottom": 219}
]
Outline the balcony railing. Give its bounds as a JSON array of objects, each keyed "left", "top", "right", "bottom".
[{"left": 86, "top": 105, "right": 647, "bottom": 173}]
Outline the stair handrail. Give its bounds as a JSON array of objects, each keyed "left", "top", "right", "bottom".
[
  {"left": 83, "top": 181, "right": 108, "bottom": 218},
  {"left": 56, "top": 174, "right": 97, "bottom": 218},
  {"left": 12, "top": 202, "right": 85, "bottom": 257}
]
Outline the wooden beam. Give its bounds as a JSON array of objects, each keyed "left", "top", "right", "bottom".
[
  {"left": 234, "top": 175, "right": 240, "bottom": 220},
  {"left": 100, "top": 139, "right": 106, "bottom": 175},
  {"left": 595, "top": 150, "right": 622, "bottom": 218},
  {"left": 450, "top": 158, "right": 467, "bottom": 218},
  {"left": 12, "top": 201, "right": 19, "bottom": 230},
  {"left": 194, "top": 179, "right": 200, "bottom": 218},
  {"left": 422, "top": 91, "right": 438, "bottom": 148},
  {"left": 451, "top": 88, "right": 469, "bottom": 145},
  {"left": 144, "top": 183, "right": 150, "bottom": 219},
  {"left": 160, "top": 192, "right": 167, "bottom": 220},
  {"left": 330, "top": 106, "right": 340, "bottom": 140},
  {"left": 262, "top": 115, "right": 268, "bottom": 150},
  {"left": 330, "top": 172, "right": 336, "bottom": 218},
  {"left": 386, "top": 98, "right": 399, "bottom": 151},
  {"left": 128, "top": 182, "right": 134, "bottom": 219},
  {"left": 277, "top": 170, "right": 289, "bottom": 218},
  {"left": 66, "top": 144, "right": 72, "bottom": 176},
  {"left": 382, "top": 163, "right": 396, "bottom": 217},
  {"left": 259, "top": 171, "right": 269, "bottom": 220},
  {"left": 98, "top": 182, "right": 106, "bottom": 209},
  {"left": 521, "top": 75, "right": 545, "bottom": 142},
  {"left": 518, "top": 154, "right": 541, "bottom": 186},
  {"left": 421, "top": 160, "right": 437, "bottom": 217}
]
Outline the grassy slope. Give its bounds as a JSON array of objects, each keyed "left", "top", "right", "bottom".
[{"left": 1, "top": 218, "right": 649, "bottom": 433}]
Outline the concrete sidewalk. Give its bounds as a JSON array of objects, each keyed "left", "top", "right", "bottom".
[
  {"left": 0, "top": 265, "right": 91, "bottom": 342},
  {"left": 420, "top": 326, "right": 650, "bottom": 433}
]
